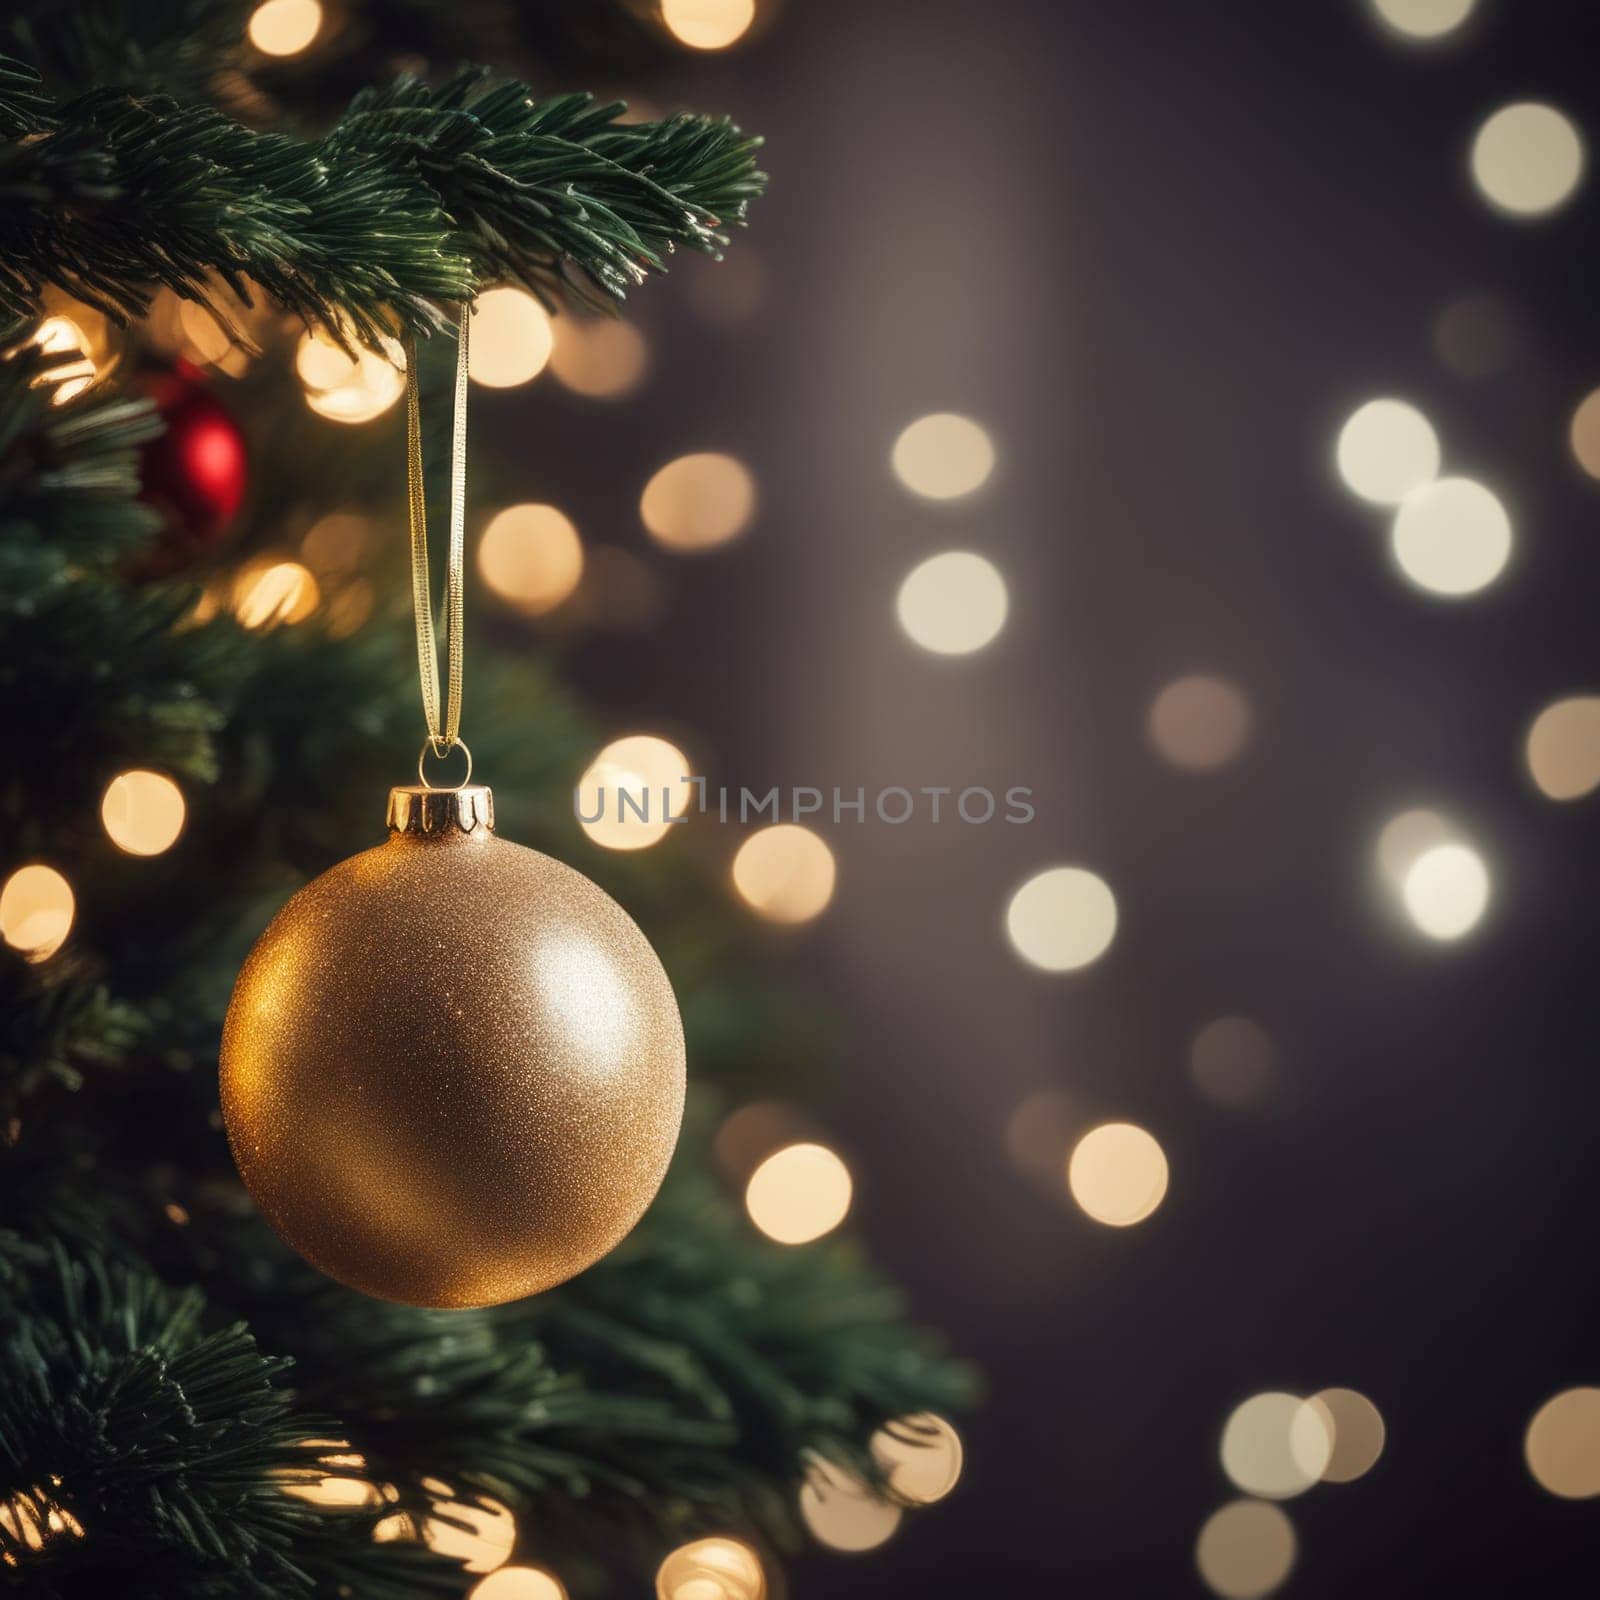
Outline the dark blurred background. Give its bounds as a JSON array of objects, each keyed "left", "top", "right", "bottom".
[{"left": 471, "top": 0, "right": 1600, "bottom": 1592}]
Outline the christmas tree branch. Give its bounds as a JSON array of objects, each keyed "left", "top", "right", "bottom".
[{"left": 0, "top": 50, "right": 766, "bottom": 346}]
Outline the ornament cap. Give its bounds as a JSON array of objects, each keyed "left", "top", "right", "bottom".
[{"left": 386, "top": 785, "right": 495, "bottom": 837}]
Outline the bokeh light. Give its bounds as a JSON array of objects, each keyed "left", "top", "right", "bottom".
[
  {"left": 640, "top": 452, "right": 756, "bottom": 550},
  {"left": 896, "top": 551, "right": 1009, "bottom": 656},
  {"left": 234, "top": 560, "right": 320, "bottom": 628},
  {"left": 1390, "top": 477, "right": 1511, "bottom": 596},
  {"left": 549, "top": 316, "right": 648, "bottom": 399},
  {"left": 655, "top": 1536, "right": 766, "bottom": 1600},
  {"left": 871, "top": 1413, "right": 964, "bottom": 1505},
  {"left": 471, "top": 1568, "right": 568, "bottom": 1600},
  {"left": 1470, "top": 102, "right": 1585, "bottom": 219},
  {"left": 301, "top": 511, "right": 371, "bottom": 576},
  {"left": 798, "top": 1460, "right": 902, "bottom": 1552},
  {"left": 1301, "top": 1388, "right": 1386, "bottom": 1483},
  {"left": 0, "top": 1492, "right": 86, "bottom": 1552},
  {"left": 1335, "top": 399, "right": 1440, "bottom": 505},
  {"left": 1432, "top": 292, "right": 1522, "bottom": 380},
  {"left": 247, "top": 0, "right": 322, "bottom": 55},
  {"left": 661, "top": 0, "right": 756, "bottom": 51},
  {"left": 279, "top": 1444, "right": 380, "bottom": 1508},
  {"left": 1067, "top": 1123, "right": 1168, "bottom": 1227},
  {"left": 1368, "top": 0, "right": 1474, "bottom": 38},
  {"left": 1147, "top": 675, "right": 1253, "bottom": 771},
  {"left": 1375, "top": 807, "right": 1454, "bottom": 886},
  {"left": 1195, "top": 1500, "right": 1297, "bottom": 1600},
  {"left": 1402, "top": 841, "right": 1490, "bottom": 940},
  {"left": 1569, "top": 387, "right": 1600, "bottom": 480},
  {"left": 1525, "top": 696, "right": 1600, "bottom": 801},
  {"left": 1189, "top": 1017, "right": 1275, "bottom": 1108},
  {"left": 297, "top": 325, "right": 405, "bottom": 423},
  {"left": 1004, "top": 1089, "right": 1076, "bottom": 1184},
  {"left": 576, "top": 735, "right": 691, "bottom": 851},
  {"left": 891, "top": 412, "right": 995, "bottom": 499},
  {"left": 715, "top": 1100, "right": 812, "bottom": 1182},
  {"left": 572, "top": 545, "right": 666, "bottom": 634},
  {"left": 101, "top": 770, "right": 186, "bottom": 857},
  {"left": 1005, "top": 866, "right": 1117, "bottom": 972},
  {"left": 0, "top": 865, "right": 75, "bottom": 963},
  {"left": 31, "top": 312, "right": 101, "bottom": 404},
  {"left": 479, "top": 504, "right": 584, "bottom": 615},
  {"left": 731, "top": 825, "right": 836, "bottom": 923},
  {"left": 1220, "top": 1392, "right": 1331, "bottom": 1499},
  {"left": 1526, "top": 1388, "right": 1600, "bottom": 1498},
  {"left": 423, "top": 1490, "right": 517, "bottom": 1573},
  {"left": 468, "top": 287, "right": 554, "bottom": 388},
  {"left": 745, "top": 1142, "right": 852, "bottom": 1244}
]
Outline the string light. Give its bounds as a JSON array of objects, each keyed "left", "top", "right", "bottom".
[
  {"left": 234, "top": 560, "right": 321, "bottom": 627},
  {"left": 1401, "top": 841, "right": 1489, "bottom": 940},
  {"left": 1005, "top": 866, "right": 1117, "bottom": 972},
  {"left": 1220, "top": 1392, "right": 1331, "bottom": 1499},
  {"left": 1189, "top": 1017, "right": 1275, "bottom": 1108},
  {"left": 1147, "top": 675, "right": 1253, "bottom": 771},
  {"left": 549, "top": 317, "right": 648, "bottom": 399},
  {"left": 731, "top": 825, "right": 836, "bottom": 923},
  {"left": 470, "top": 1569, "right": 569, "bottom": 1600},
  {"left": 479, "top": 504, "right": 584, "bottom": 615},
  {"left": 1367, "top": 0, "right": 1475, "bottom": 39},
  {"left": 640, "top": 452, "right": 756, "bottom": 550},
  {"left": 101, "top": 770, "right": 186, "bottom": 857},
  {"left": 660, "top": 0, "right": 756, "bottom": 51},
  {"left": 576, "top": 735, "right": 692, "bottom": 851},
  {"left": 1067, "top": 1123, "right": 1168, "bottom": 1227},
  {"left": 896, "top": 551, "right": 1009, "bottom": 656},
  {"left": 655, "top": 1536, "right": 766, "bottom": 1600},
  {"left": 1301, "top": 1388, "right": 1386, "bottom": 1483},
  {"left": 1470, "top": 103, "right": 1585, "bottom": 219},
  {"left": 468, "top": 288, "right": 554, "bottom": 388},
  {"left": 890, "top": 413, "right": 995, "bottom": 499},
  {"left": 297, "top": 325, "right": 404, "bottom": 423},
  {"left": 1195, "top": 1500, "right": 1296, "bottom": 1600},
  {"left": 0, "top": 865, "right": 75, "bottom": 963},
  {"left": 247, "top": 0, "right": 323, "bottom": 55},
  {"left": 1335, "top": 399, "right": 1439, "bottom": 505},
  {"left": 745, "top": 1142, "right": 852, "bottom": 1244},
  {"left": 798, "top": 1460, "right": 902, "bottom": 1552},
  {"left": 1525, "top": 696, "right": 1600, "bottom": 800},
  {"left": 1525, "top": 1388, "right": 1600, "bottom": 1498},
  {"left": 870, "top": 1414, "right": 964, "bottom": 1505},
  {"left": 1389, "top": 477, "right": 1511, "bottom": 597}
]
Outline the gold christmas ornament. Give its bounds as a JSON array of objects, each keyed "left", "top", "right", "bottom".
[{"left": 220, "top": 305, "right": 685, "bottom": 1306}]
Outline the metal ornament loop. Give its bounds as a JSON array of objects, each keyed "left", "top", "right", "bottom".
[{"left": 418, "top": 736, "right": 473, "bottom": 791}]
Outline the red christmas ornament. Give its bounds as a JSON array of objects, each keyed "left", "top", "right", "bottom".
[{"left": 136, "top": 362, "right": 248, "bottom": 574}]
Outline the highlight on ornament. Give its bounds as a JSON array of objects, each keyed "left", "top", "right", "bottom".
[
  {"left": 640, "top": 451, "right": 757, "bottom": 550},
  {"left": 0, "top": 864, "right": 75, "bottom": 963}
]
